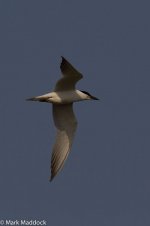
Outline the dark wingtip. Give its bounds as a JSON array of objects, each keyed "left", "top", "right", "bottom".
[
  {"left": 61, "top": 56, "right": 64, "bottom": 62},
  {"left": 61, "top": 56, "right": 65, "bottom": 60},
  {"left": 60, "top": 56, "right": 67, "bottom": 71},
  {"left": 60, "top": 56, "right": 67, "bottom": 64},
  {"left": 49, "top": 174, "right": 55, "bottom": 182}
]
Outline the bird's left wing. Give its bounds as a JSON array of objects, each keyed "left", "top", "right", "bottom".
[
  {"left": 50, "top": 103, "right": 77, "bottom": 181},
  {"left": 54, "top": 57, "right": 83, "bottom": 91}
]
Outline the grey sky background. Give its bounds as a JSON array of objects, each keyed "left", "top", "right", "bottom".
[{"left": 0, "top": 1, "right": 150, "bottom": 225}]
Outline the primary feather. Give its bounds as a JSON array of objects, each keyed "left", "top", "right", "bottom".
[
  {"left": 50, "top": 104, "right": 77, "bottom": 181},
  {"left": 54, "top": 57, "right": 83, "bottom": 91}
]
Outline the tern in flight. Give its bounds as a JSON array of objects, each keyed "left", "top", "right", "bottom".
[{"left": 27, "top": 57, "right": 98, "bottom": 181}]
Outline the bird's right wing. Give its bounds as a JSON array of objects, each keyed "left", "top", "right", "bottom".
[
  {"left": 50, "top": 103, "right": 77, "bottom": 181},
  {"left": 54, "top": 56, "right": 83, "bottom": 91}
]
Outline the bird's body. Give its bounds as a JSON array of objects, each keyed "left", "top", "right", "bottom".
[
  {"left": 27, "top": 57, "right": 98, "bottom": 181},
  {"left": 28, "top": 90, "right": 92, "bottom": 104}
]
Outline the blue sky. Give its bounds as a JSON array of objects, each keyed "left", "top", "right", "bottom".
[{"left": 0, "top": 1, "right": 150, "bottom": 225}]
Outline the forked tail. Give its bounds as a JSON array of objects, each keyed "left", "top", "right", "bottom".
[
  {"left": 26, "top": 96, "right": 49, "bottom": 102},
  {"left": 26, "top": 97, "right": 38, "bottom": 101}
]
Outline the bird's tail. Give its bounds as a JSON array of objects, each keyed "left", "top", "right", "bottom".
[
  {"left": 26, "top": 92, "right": 52, "bottom": 102},
  {"left": 26, "top": 97, "right": 39, "bottom": 101},
  {"left": 26, "top": 95, "right": 50, "bottom": 102}
]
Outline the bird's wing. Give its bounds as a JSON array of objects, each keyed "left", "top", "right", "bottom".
[
  {"left": 54, "top": 56, "right": 83, "bottom": 91},
  {"left": 50, "top": 103, "right": 77, "bottom": 181}
]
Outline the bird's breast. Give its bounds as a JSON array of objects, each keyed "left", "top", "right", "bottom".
[{"left": 52, "top": 90, "right": 83, "bottom": 104}]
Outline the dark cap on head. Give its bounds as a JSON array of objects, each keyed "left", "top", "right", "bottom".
[{"left": 81, "top": 90, "right": 99, "bottom": 100}]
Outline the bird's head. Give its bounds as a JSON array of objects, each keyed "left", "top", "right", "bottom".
[{"left": 80, "top": 90, "right": 99, "bottom": 100}]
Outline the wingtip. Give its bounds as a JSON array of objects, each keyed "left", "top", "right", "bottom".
[
  {"left": 60, "top": 56, "right": 67, "bottom": 69},
  {"left": 61, "top": 56, "right": 66, "bottom": 63},
  {"left": 49, "top": 178, "right": 52, "bottom": 182},
  {"left": 49, "top": 174, "right": 55, "bottom": 182}
]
